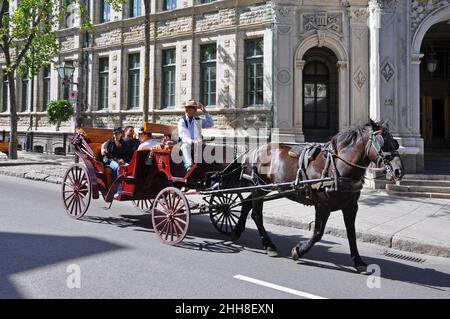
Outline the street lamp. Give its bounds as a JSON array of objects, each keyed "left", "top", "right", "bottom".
[
  {"left": 56, "top": 61, "right": 75, "bottom": 86},
  {"left": 56, "top": 61, "right": 81, "bottom": 127},
  {"left": 56, "top": 61, "right": 80, "bottom": 162}
]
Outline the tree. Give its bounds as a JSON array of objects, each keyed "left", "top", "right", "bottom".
[{"left": 0, "top": 0, "right": 125, "bottom": 159}]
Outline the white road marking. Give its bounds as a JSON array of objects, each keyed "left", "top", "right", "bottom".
[{"left": 233, "top": 275, "right": 327, "bottom": 299}]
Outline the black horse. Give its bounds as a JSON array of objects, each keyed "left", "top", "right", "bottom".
[{"left": 232, "top": 119, "right": 404, "bottom": 273}]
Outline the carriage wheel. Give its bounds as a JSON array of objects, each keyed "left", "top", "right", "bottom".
[
  {"left": 209, "top": 193, "right": 243, "bottom": 235},
  {"left": 62, "top": 164, "right": 91, "bottom": 219},
  {"left": 133, "top": 199, "right": 154, "bottom": 214},
  {"left": 152, "top": 187, "right": 190, "bottom": 245}
]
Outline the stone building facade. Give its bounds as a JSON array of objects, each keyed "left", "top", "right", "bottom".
[{"left": 1, "top": 0, "right": 450, "bottom": 174}]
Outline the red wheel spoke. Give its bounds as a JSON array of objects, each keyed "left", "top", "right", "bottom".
[
  {"left": 155, "top": 218, "right": 168, "bottom": 230},
  {"left": 174, "top": 216, "right": 187, "bottom": 225}
]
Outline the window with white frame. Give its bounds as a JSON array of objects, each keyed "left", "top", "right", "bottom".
[
  {"left": 161, "top": 48, "right": 176, "bottom": 108},
  {"left": 164, "top": 0, "right": 177, "bottom": 11},
  {"left": 200, "top": 44, "right": 216, "bottom": 106},
  {"left": 2, "top": 75, "right": 8, "bottom": 113},
  {"left": 128, "top": 53, "right": 140, "bottom": 109},
  {"left": 244, "top": 38, "right": 264, "bottom": 107},
  {"left": 98, "top": 57, "right": 109, "bottom": 110},
  {"left": 42, "top": 66, "right": 51, "bottom": 111},
  {"left": 21, "top": 76, "right": 29, "bottom": 112},
  {"left": 100, "top": 0, "right": 110, "bottom": 23},
  {"left": 130, "top": 0, "right": 141, "bottom": 17}
]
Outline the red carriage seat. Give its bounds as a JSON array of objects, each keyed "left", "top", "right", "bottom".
[{"left": 77, "top": 127, "right": 115, "bottom": 187}]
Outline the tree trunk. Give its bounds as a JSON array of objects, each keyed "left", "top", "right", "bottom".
[
  {"left": 143, "top": 0, "right": 150, "bottom": 123},
  {"left": 7, "top": 71, "right": 18, "bottom": 159}
]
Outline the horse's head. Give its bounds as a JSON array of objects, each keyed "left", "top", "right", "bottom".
[{"left": 367, "top": 119, "right": 404, "bottom": 181}]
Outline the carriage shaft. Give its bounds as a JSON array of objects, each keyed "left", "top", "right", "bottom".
[{"left": 200, "top": 177, "right": 332, "bottom": 196}]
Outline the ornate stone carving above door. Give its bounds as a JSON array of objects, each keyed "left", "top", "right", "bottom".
[{"left": 302, "top": 12, "right": 343, "bottom": 34}]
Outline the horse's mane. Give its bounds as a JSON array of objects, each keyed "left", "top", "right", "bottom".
[{"left": 330, "top": 122, "right": 373, "bottom": 149}]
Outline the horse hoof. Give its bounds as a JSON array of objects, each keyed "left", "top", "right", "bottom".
[
  {"left": 356, "top": 265, "right": 371, "bottom": 275},
  {"left": 266, "top": 247, "right": 278, "bottom": 257},
  {"left": 291, "top": 247, "right": 301, "bottom": 261}
]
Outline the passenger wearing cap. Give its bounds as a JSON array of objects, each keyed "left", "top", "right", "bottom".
[
  {"left": 101, "top": 127, "right": 128, "bottom": 191},
  {"left": 137, "top": 127, "right": 159, "bottom": 151},
  {"left": 177, "top": 99, "right": 214, "bottom": 171}
]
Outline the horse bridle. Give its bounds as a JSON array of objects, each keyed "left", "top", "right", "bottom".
[
  {"left": 328, "top": 129, "right": 398, "bottom": 178},
  {"left": 364, "top": 129, "right": 399, "bottom": 178}
]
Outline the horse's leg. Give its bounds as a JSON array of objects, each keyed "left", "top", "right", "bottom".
[
  {"left": 231, "top": 194, "right": 252, "bottom": 242},
  {"left": 250, "top": 192, "right": 278, "bottom": 257},
  {"left": 342, "top": 201, "right": 369, "bottom": 274},
  {"left": 292, "top": 208, "right": 330, "bottom": 260}
]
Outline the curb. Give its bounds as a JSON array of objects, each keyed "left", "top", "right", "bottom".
[
  {"left": 0, "top": 169, "right": 449, "bottom": 259},
  {"left": 0, "top": 170, "right": 63, "bottom": 184},
  {"left": 0, "top": 161, "right": 61, "bottom": 167}
]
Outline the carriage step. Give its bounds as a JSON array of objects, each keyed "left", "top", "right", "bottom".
[{"left": 386, "top": 184, "right": 450, "bottom": 194}]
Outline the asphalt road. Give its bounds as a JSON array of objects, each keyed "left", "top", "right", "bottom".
[{"left": 1, "top": 175, "right": 450, "bottom": 299}]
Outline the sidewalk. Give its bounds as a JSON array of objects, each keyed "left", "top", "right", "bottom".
[{"left": 1, "top": 151, "right": 450, "bottom": 258}]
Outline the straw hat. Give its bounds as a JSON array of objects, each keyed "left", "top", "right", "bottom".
[{"left": 183, "top": 99, "right": 198, "bottom": 110}]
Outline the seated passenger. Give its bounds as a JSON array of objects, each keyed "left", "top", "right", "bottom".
[
  {"left": 122, "top": 125, "right": 140, "bottom": 163},
  {"left": 101, "top": 127, "right": 128, "bottom": 191},
  {"left": 177, "top": 99, "right": 213, "bottom": 172},
  {"left": 137, "top": 127, "right": 159, "bottom": 151}
]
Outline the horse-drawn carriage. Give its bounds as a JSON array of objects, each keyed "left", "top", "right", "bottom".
[{"left": 62, "top": 120, "right": 404, "bottom": 273}]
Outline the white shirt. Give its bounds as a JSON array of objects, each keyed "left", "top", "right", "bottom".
[
  {"left": 178, "top": 113, "right": 214, "bottom": 144},
  {"left": 137, "top": 139, "right": 158, "bottom": 151}
]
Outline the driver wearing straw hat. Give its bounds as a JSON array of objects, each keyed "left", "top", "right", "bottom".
[{"left": 178, "top": 99, "right": 214, "bottom": 172}]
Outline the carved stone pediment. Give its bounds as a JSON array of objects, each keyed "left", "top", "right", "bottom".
[{"left": 301, "top": 12, "right": 343, "bottom": 34}]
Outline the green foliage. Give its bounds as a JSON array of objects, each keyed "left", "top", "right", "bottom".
[
  {"left": 0, "top": 0, "right": 126, "bottom": 78},
  {"left": 47, "top": 100, "right": 74, "bottom": 125}
]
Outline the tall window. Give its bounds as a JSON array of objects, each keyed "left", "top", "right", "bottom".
[
  {"left": 200, "top": 44, "right": 216, "bottom": 106},
  {"left": 43, "top": 66, "right": 51, "bottom": 111},
  {"left": 128, "top": 53, "right": 140, "bottom": 109},
  {"left": 2, "top": 76, "right": 8, "bottom": 113},
  {"left": 162, "top": 48, "right": 176, "bottom": 108},
  {"left": 100, "top": 0, "right": 110, "bottom": 23},
  {"left": 303, "top": 61, "right": 329, "bottom": 128},
  {"left": 21, "top": 77, "right": 29, "bottom": 112},
  {"left": 98, "top": 57, "right": 109, "bottom": 110},
  {"left": 245, "top": 38, "right": 264, "bottom": 107},
  {"left": 164, "top": 0, "right": 177, "bottom": 11},
  {"left": 130, "top": 0, "right": 141, "bottom": 17}
]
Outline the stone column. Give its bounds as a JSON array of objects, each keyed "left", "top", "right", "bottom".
[
  {"left": 272, "top": 5, "right": 297, "bottom": 142},
  {"left": 348, "top": 6, "right": 370, "bottom": 126},
  {"left": 293, "top": 59, "right": 305, "bottom": 142},
  {"left": 337, "top": 61, "right": 349, "bottom": 130},
  {"left": 368, "top": 0, "right": 397, "bottom": 124}
]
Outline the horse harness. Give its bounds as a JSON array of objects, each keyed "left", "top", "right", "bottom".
[{"left": 290, "top": 129, "right": 397, "bottom": 194}]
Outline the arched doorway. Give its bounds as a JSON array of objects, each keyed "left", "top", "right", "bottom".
[
  {"left": 419, "top": 21, "right": 450, "bottom": 173},
  {"left": 302, "top": 47, "right": 339, "bottom": 142},
  {"left": 420, "top": 21, "right": 450, "bottom": 148}
]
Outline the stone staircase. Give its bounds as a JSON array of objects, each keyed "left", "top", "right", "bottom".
[
  {"left": 386, "top": 175, "right": 450, "bottom": 199},
  {"left": 385, "top": 147, "right": 450, "bottom": 199}
]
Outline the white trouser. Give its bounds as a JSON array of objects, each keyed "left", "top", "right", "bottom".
[{"left": 180, "top": 141, "right": 202, "bottom": 169}]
